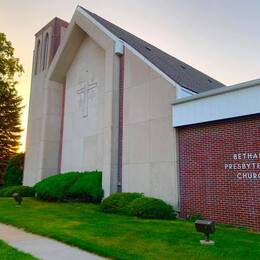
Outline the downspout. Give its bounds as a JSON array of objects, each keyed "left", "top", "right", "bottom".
[
  {"left": 115, "top": 40, "right": 125, "bottom": 192},
  {"left": 57, "top": 83, "right": 66, "bottom": 173}
]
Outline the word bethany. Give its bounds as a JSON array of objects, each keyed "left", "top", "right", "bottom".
[{"left": 233, "top": 153, "right": 260, "bottom": 160}]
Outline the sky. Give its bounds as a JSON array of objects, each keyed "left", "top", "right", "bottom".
[{"left": 0, "top": 0, "right": 260, "bottom": 151}]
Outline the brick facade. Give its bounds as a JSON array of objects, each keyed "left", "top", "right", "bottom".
[{"left": 178, "top": 115, "right": 260, "bottom": 230}]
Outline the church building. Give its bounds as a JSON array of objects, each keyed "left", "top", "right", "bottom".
[{"left": 23, "top": 6, "right": 260, "bottom": 230}]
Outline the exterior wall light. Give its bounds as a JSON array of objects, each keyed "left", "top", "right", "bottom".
[{"left": 195, "top": 220, "right": 215, "bottom": 245}]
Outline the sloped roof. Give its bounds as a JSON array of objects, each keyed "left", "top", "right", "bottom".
[{"left": 80, "top": 6, "right": 225, "bottom": 93}]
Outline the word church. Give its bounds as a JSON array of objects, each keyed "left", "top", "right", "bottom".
[{"left": 24, "top": 6, "right": 260, "bottom": 230}]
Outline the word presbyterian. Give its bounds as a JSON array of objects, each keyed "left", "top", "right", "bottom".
[{"left": 224, "top": 163, "right": 260, "bottom": 170}]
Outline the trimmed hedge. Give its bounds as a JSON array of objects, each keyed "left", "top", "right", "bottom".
[
  {"left": 100, "top": 192, "right": 143, "bottom": 214},
  {"left": 34, "top": 171, "right": 103, "bottom": 202},
  {"left": 0, "top": 185, "right": 35, "bottom": 197},
  {"left": 66, "top": 172, "right": 103, "bottom": 202},
  {"left": 127, "top": 197, "right": 176, "bottom": 220},
  {"left": 34, "top": 172, "right": 79, "bottom": 201},
  {"left": 100, "top": 192, "right": 176, "bottom": 220},
  {"left": 3, "top": 153, "right": 24, "bottom": 187}
]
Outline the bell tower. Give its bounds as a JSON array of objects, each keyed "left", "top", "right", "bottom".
[
  {"left": 33, "top": 17, "right": 68, "bottom": 75},
  {"left": 23, "top": 18, "right": 68, "bottom": 186}
]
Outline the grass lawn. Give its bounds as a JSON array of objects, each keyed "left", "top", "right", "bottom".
[
  {"left": 0, "top": 239, "right": 36, "bottom": 260},
  {"left": 0, "top": 198, "right": 259, "bottom": 260}
]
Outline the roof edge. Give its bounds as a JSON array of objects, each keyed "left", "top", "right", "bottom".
[{"left": 173, "top": 78, "right": 260, "bottom": 105}]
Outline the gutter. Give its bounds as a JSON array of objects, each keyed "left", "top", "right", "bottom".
[
  {"left": 57, "top": 83, "right": 66, "bottom": 173},
  {"left": 116, "top": 41, "right": 125, "bottom": 192}
]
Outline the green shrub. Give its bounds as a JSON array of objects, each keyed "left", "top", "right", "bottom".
[
  {"left": 3, "top": 153, "right": 24, "bottom": 187},
  {"left": 0, "top": 185, "right": 35, "bottom": 197},
  {"left": 34, "top": 172, "right": 79, "bottom": 201},
  {"left": 34, "top": 171, "right": 103, "bottom": 202},
  {"left": 100, "top": 192, "right": 144, "bottom": 214},
  {"left": 66, "top": 171, "right": 103, "bottom": 202},
  {"left": 127, "top": 197, "right": 176, "bottom": 220}
]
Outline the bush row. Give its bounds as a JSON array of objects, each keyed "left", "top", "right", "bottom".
[
  {"left": 1, "top": 170, "right": 175, "bottom": 220},
  {"left": 0, "top": 186, "right": 35, "bottom": 197},
  {"left": 100, "top": 192, "right": 176, "bottom": 220},
  {"left": 34, "top": 171, "right": 103, "bottom": 203}
]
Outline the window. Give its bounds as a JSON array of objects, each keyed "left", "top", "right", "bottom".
[
  {"left": 35, "top": 40, "right": 41, "bottom": 75},
  {"left": 42, "top": 33, "right": 49, "bottom": 70}
]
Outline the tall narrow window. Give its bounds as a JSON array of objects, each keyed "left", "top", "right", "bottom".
[
  {"left": 42, "top": 33, "right": 49, "bottom": 70},
  {"left": 35, "top": 40, "right": 41, "bottom": 75}
]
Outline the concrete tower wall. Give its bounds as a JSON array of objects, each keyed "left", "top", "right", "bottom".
[
  {"left": 23, "top": 18, "right": 68, "bottom": 186},
  {"left": 32, "top": 8, "right": 122, "bottom": 197}
]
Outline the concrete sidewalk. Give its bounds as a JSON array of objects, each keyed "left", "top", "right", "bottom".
[{"left": 0, "top": 223, "right": 105, "bottom": 260}]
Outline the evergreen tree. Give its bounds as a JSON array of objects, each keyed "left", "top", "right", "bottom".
[{"left": 0, "top": 32, "right": 24, "bottom": 184}]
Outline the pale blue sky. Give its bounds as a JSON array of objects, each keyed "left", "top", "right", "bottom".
[{"left": 0, "top": 0, "right": 259, "bottom": 149}]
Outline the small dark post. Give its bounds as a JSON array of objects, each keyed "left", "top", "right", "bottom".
[
  {"left": 12, "top": 193, "right": 23, "bottom": 205},
  {"left": 195, "top": 220, "right": 215, "bottom": 245},
  {"left": 204, "top": 232, "right": 210, "bottom": 242}
]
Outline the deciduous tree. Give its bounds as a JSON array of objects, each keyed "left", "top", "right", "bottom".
[{"left": 0, "top": 32, "right": 24, "bottom": 184}]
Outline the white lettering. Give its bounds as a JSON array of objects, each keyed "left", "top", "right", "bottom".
[{"left": 225, "top": 152, "right": 260, "bottom": 180}]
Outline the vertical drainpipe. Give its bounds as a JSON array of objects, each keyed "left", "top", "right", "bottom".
[
  {"left": 115, "top": 40, "right": 125, "bottom": 192},
  {"left": 57, "top": 83, "right": 66, "bottom": 173}
]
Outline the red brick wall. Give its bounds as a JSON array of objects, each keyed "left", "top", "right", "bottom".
[{"left": 178, "top": 115, "right": 260, "bottom": 230}]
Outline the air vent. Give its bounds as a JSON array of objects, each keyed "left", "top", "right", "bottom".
[
  {"left": 181, "top": 65, "right": 186, "bottom": 70},
  {"left": 208, "top": 79, "right": 213, "bottom": 83},
  {"left": 145, "top": 46, "right": 151, "bottom": 51}
]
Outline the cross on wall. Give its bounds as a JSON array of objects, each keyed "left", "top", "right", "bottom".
[{"left": 76, "top": 80, "right": 97, "bottom": 118}]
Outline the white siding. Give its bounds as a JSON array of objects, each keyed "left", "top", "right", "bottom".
[{"left": 173, "top": 82, "right": 260, "bottom": 127}]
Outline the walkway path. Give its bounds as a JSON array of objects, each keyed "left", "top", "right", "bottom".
[{"left": 0, "top": 223, "right": 105, "bottom": 260}]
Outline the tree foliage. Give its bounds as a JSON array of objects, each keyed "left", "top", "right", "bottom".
[
  {"left": 3, "top": 153, "right": 24, "bottom": 187},
  {"left": 0, "top": 32, "right": 24, "bottom": 183}
]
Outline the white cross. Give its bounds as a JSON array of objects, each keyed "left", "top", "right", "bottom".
[{"left": 76, "top": 81, "right": 97, "bottom": 118}]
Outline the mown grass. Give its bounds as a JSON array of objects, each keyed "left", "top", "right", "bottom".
[
  {"left": 0, "top": 239, "right": 36, "bottom": 260},
  {"left": 0, "top": 198, "right": 259, "bottom": 259}
]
